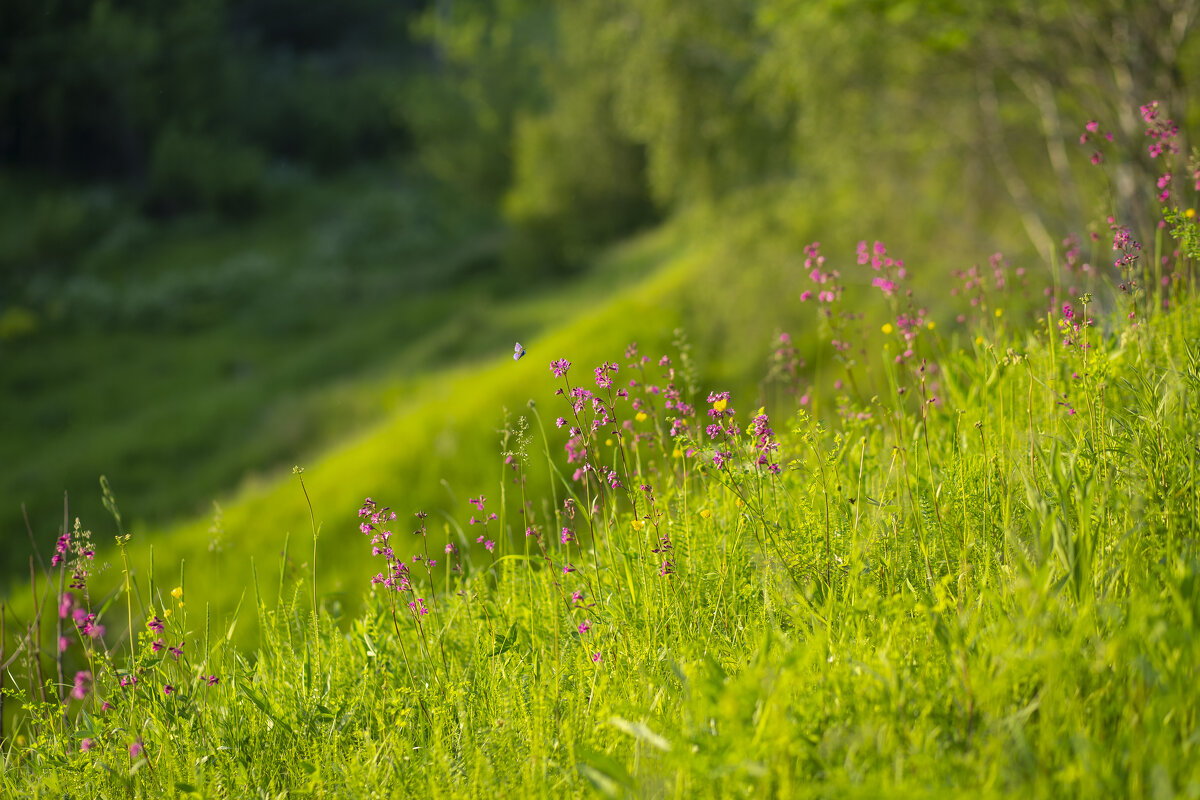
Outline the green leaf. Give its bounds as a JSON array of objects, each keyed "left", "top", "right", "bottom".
[
  {"left": 576, "top": 747, "right": 635, "bottom": 797},
  {"left": 609, "top": 715, "right": 672, "bottom": 752}
]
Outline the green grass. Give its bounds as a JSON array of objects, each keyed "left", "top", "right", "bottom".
[
  {"left": 2, "top": 197, "right": 1198, "bottom": 795},
  {"left": 0, "top": 166, "right": 506, "bottom": 581}
]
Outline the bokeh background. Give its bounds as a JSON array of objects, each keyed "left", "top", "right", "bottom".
[{"left": 2, "top": 0, "right": 1196, "bottom": 626}]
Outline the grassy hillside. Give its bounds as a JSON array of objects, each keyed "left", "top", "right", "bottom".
[
  {"left": 3, "top": 174, "right": 1047, "bottom": 640},
  {"left": 3, "top": 203, "right": 1196, "bottom": 795}
]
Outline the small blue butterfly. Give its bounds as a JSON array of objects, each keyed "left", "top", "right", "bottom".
[{"left": 513, "top": 342, "right": 526, "bottom": 361}]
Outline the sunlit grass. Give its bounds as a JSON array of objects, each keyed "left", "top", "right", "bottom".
[{"left": 3, "top": 195, "right": 1197, "bottom": 795}]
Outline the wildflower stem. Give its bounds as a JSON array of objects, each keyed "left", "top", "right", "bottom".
[
  {"left": 118, "top": 535, "right": 135, "bottom": 666},
  {"left": 294, "top": 467, "right": 321, "bottom": 685}
]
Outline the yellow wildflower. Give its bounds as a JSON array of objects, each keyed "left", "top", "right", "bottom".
[
  {"left": 881, "top": 323, "right": 894, "bottom": 335},
  {"left": 1186, "top": 208, "right": 1196, "bottom": 219},
  {"left": 631, "top": 520, "right": 645, "bottom": 531},
  {"left": 994, "top": 308, "right": 1003, "bottom": 318},
  {"left": 635, "top": 412, "right": 648, "bottom": 422},
  {"left": 712, "top": 397, "right": 728, "bottom": 413},
  {"left": 699, "top": 508, "right": 712, "bottom": 519},
  {"left": 171, "top": 586, "right": 183, "bottom": 600},
  {"left": 926, "top": 320, "right": 936, "bottom": 330}
]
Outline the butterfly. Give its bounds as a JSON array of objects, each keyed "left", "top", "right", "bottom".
[{"left": 513, "top": 342, "right": 526, "bottom": 361}]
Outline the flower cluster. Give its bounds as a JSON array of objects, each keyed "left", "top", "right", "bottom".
[
  {"left": 359, "top": 497, "right": 411, "bottom": 591},
  {"left": 859, "top": 240, "right": 907, "bottom": 298},
  {"left": 70, "top": 670, "right": 92, "bottom": 700},
  {"left": 1111, "top": 221, "right": 1142, "bottom": 297},
  {"left": 1141, "top": 102, "right": 1181, "bottom": 204},
  {"left": 1141, "top": 102, "right": 1179, "bottom": 160},
  {"left": 53, "top": 519, "right": 97, "bottom": 594},
  {"left": 800, "top": 241, "right": 842, "bottom": 305},
  {"left": 1057, "top": 301, "right": 1095, "bottom": 349},
  {"left": 749, "top": 411, "right": 781, "bottom": 474},
  {"left": 1079, "top": 119, "right": 1114, "bottom": 165}
]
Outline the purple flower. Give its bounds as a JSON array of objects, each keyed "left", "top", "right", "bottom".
[
  {"left": 205, "top": 674, "right": 220, "bottom": 687},
  {"left": 484, "top": 540, "right": 495, "bottom": 552},
  {"left": 147, "top": 616, "right": 164, "bottom": 633},
  {"left": 469, "top": 495, "right": 486, "bottom": 512},
  {"left": 550, "top": 359, "right": 572, "bottom": 378},
  {"left": 578, "top": 619, "right": 591, "bottom": 635},
  {"left": 70, "top": 670, "right": 92, "bottom": 700},
  {"left": 560, "top": 527, "right": 574, "bottom": 545},
  {"left": 592, "top": 652, "right": 602, "bottom": 663},
  {"left": 51, "top": 531, "right": 70, "bottom": 567},
  {"left": 129, "top": 741, "right": 144, "bottom": 759},
  {"left": 80, "top": 614, "right": 105, "bottom": 639},
  {"left": 80, "top": 738, "right": 95, "bottom": 752},
  {"left": 58, "top": 592, "right": 75, "bottom": 619},
  {"left": 163, "top": 684, "right": 174, "bottom": 696}
]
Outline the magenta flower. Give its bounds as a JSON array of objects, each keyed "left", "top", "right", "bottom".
[
  {"left": 70, "top": 670, "right": 92, "bottom": 700},
  {"left": 58, "top": 592, "right": 75, "bottom": 619},
  {"left": 129, "top": 741, "right": 144, "bottom": 758},
  {"left": 592, "top": 652, "right": 602, "bottom": 663},
  {"left": 578, "top": 619, "right": 591, "bottom": 635},
  {"left": 147, "top": 616, "right": 164, "bottom": 633},
  {"left": 80, "top": 738, "right": 95, "bottom": 752},
  {"left": 163, "top": 684, "right": 174, "bottom": 696},
  {"left": 550, "top": 359, "right": 572, "bottom": 378},
  {"left": 51, "top": 531, "right": 70, "bottom": 567},
  {"left": 204, "top": 674, "right": 220, "bottom": 687}
]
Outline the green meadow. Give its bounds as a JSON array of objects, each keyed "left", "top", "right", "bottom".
[
  {"left": 3, "top": 1, "right": 1200, "bottom": 797},
  {"left": 4, "top": 204, "right": 1199, "bottom": 796}
]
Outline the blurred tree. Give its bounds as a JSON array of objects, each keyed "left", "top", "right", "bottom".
[
  {"left": 405, "top": 0, "right": 552, "bottom": 200},
  {"left": 0, "top": 0, "right": 421, "bottom": 194},
  {"left": 745, "top": 0, "right": 1198, "bottom": 262}
]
